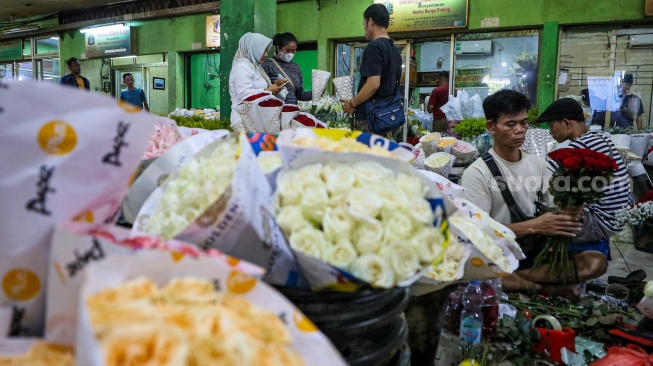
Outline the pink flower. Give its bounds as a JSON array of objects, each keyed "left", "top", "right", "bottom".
[{"left": 143, "top": 122, "right": 182, "bottom": 160}]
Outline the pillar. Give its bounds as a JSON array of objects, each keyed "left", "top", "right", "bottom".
[
  {"left": 537, "top": 21, "right": 560, "bottom": 111},
  {"left": 219, "top": 0, "right": 277, "bottom": 120}
]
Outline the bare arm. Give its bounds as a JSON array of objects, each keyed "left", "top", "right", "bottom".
[
  {"left": 637, "top": 114, "right": 643, "bottom": 130},
  {"left": 506, "top": 212, "right": 582, "bottom": 239}
]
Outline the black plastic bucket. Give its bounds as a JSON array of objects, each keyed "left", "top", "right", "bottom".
[
  {"left": 404, "top": 285, "right": 458, "bottom": 366},
  {"left": 348, "top": 315, "right": 409, "bottom": 366},
  {"left": 276, "top": 286, "right": 407, "bottom": 323},
  {"left": 275, "top": 286, "right": 410, "bottom": 365}
]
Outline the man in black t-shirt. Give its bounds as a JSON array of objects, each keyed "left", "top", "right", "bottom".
[
  {"left": 616, "top": 73, "right": 645, "bottom": 129},
  {"left": 341, "top": 3, "right": 403, "bottom": 136}
]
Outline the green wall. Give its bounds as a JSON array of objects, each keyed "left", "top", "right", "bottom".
[
  {"left": 188, "top": 53, "right": 221, "bottom": 109},
  {"left": 59, "top": 13, "right": 213, "bottom": 113},
  {"left": 293, "top": 49, "right": 318, "bottom": 91},
  {"left": 277, "top": 0, "right": 650, "bottom": 108}
]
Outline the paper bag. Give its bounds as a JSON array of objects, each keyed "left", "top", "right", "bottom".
[
  {"left": 134, "top": 133, "right": 303, "bottom": 287},
  {"left": 75, "top": 252, "right": 346, "bottom": 366},
  {"left": 0, "top": 80, "right": 157, "bottom": 336}
]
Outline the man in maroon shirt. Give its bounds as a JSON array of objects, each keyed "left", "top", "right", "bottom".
[{"left": 427, "top": 71, "right": 450, "bottom": 132}]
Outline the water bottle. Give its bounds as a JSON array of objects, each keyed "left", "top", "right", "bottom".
[{"left": 459, "top": 280, "right": 484, "bottom": 346}]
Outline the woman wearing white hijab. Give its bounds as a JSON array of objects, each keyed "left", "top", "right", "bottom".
[{"left": 229, "top": 32, "right": 286, "bottom": 128}]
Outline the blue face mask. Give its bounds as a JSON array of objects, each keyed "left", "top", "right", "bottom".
[{"left": 279, "top": 51, "right": 294, "bottom": 63}]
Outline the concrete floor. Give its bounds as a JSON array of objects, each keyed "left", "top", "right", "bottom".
[{"left": 434, "top": 226, "right": 653, "bottom": 365}]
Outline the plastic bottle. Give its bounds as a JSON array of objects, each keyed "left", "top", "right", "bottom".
[{"left": 459, "top": 280, "right": 484, "bottom": 346}]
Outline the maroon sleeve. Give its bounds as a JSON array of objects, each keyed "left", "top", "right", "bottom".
[{"left": 428, "top": 87, "right": 437, "bottom": 106}]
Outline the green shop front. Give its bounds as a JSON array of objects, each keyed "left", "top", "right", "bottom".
[{"left": 38, "top": 0, "right": 653, "bottom": 128}]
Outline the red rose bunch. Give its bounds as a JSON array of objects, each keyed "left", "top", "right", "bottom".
[
  {"left": 534, "top": 147, "right": 618, "bottom": 278},
  {"left": 258, "top": 99, "right": 283, "bottom": 107},
  {"left": 549, "top": 148, "right": 618, "bottom": 172},
  {"left": 637, "top": 189, "right": 653, "bottom": 204},
  {"left": 293, "top": 114, "right": 326, "bottom": 128},
  {"left": 282, "top": 105, "right": 300, "bottom": 112},
  {"left": 244, "top": 93, "right": 269, "bottom": 102}
]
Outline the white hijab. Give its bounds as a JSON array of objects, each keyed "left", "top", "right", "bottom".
[{"left": 233, "top": 32, "right": 272, "bottom": 84}]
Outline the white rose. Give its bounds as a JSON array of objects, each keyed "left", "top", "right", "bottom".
[
  {"left": 289, "top": 225, "right": 329, "bottom": 260},
  {"left": 352, "top": 218, "right": 386, "bottom": 254},
  {"left": 328, "top": 193, "right": 348, "bottom": 209},
  {"left": 381, "top": 209, "right": 414, "bottom": 244},
  {"left": 368, "top": 182, "right": 408, "bottom": 211},
  {"left": 346, "top": 188, "right": 382, "bottom": 220},
  {"left": 349, "top": 254, "right": 394, "bottom": 288},
  {"left": 353, "top": 161, "right": 394, "bottom": 188},
  {"left": 276, "top": 205, "right": 307, "bottom": 235},
  {"left": 277, "top": 174, "right": 304, "bottom": 206},
  {"left": 409, "top": 199, "right": 435, "bottom": 225},
  {"left": 326, "top": 240, "right": 358, "bottom": 269},
  {"left": 411, "top": 226, "right": 445, "bottom": 263},
  {"left": 395, "top": 173, "right": 427, "bottom": 199},
  {"left": 322, "top": 207, "right": 354, "bottom": 242},
  {"left": 301, "top": 185, "right": 329, "bottom": 224},
  {"left": 295, "top": 163, "right": 325, "bottom": 187},
  {"left": 324, "top": 166, "right": 356, "bottom": 195},
  {"left": 380, "top": 243, "right": 421, "bottom": 282}
]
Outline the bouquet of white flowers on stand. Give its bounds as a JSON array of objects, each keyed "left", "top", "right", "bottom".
[
  {"left": 272, "top": 152, "right": 450, "bottom": 290},
  {"left": 133, "top": 132, "right": 302, "bottom": 287}
]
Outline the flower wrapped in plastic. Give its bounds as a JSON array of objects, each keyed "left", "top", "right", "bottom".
[
  {"left": 277, "top": 128, "right": 415, "bottom": 166},
  {"left": 424, "top": 152, "right": 456, "bottom": 178},
  {"left": 273, "top": 153, "right": 449, "bottom": 290},
  {"left": 134, "top": 132, "right": 301, "bottom": 286}
]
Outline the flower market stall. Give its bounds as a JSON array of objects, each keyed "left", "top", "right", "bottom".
[{"left": 1, "top": 77, "right": 653, "bottom": 366}]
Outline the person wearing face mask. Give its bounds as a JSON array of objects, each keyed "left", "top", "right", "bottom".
[
  {"left": 262, "top": 32, "right": 312, "bottom": 105},
  {"left": 229, "top": 32, "right": 287, "bottom": 130}
]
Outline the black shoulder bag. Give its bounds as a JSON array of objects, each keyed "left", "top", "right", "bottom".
[{"left": 482, "top": 153, "right": 549, "bottom": 257}]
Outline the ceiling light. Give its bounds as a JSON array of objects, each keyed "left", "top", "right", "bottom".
[
  {"left": 80, "top": 24, "right": 126, "bottom": 34},
  {"left": 2, "top": 26, "right": 39, "bottom": 34}
]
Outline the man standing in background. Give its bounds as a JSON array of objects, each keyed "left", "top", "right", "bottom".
[
  {"left": 428, "top": 71, "right": 450, "bottom": 133},
  {"left": 341, "top": 3, "right": 404, "bottom": 137},
  {"left": 60, "top": 57, "right": 90, "bottom": 91},
  {"left": 618, "top": 73, "right": 645, "bottom": 129},
  {"left": 120, "top": 73, "right": 149, "bottom": 112}
]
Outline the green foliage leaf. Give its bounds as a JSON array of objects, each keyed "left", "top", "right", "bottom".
[
  {"left": 453, "top": 117, "right": 488, "bottom": 139},
  {"left": 169, "top": 115, "right": 232, "bottom": 131}
]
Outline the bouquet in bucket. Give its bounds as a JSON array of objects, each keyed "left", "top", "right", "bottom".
[
  {"left": 616, "top": 189, "right": 653, "bottom": 227},
  {"left": 533, "top": 148, "right": 618, "bottom": 277}
]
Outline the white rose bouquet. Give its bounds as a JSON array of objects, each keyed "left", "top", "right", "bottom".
[
  {"left": 273, "top": 154, "right": 449, "bottom": 289},
  {"left": 134, "top": 132, "right": 302, "bottom": 287}
]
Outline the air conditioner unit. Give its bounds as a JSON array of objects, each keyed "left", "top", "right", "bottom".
[
  {"left": 454, "top": 40, "right": 493, "bottom": 55},
  {"left": 629, "top": 34, "right": 653, "bottom": 48}
]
